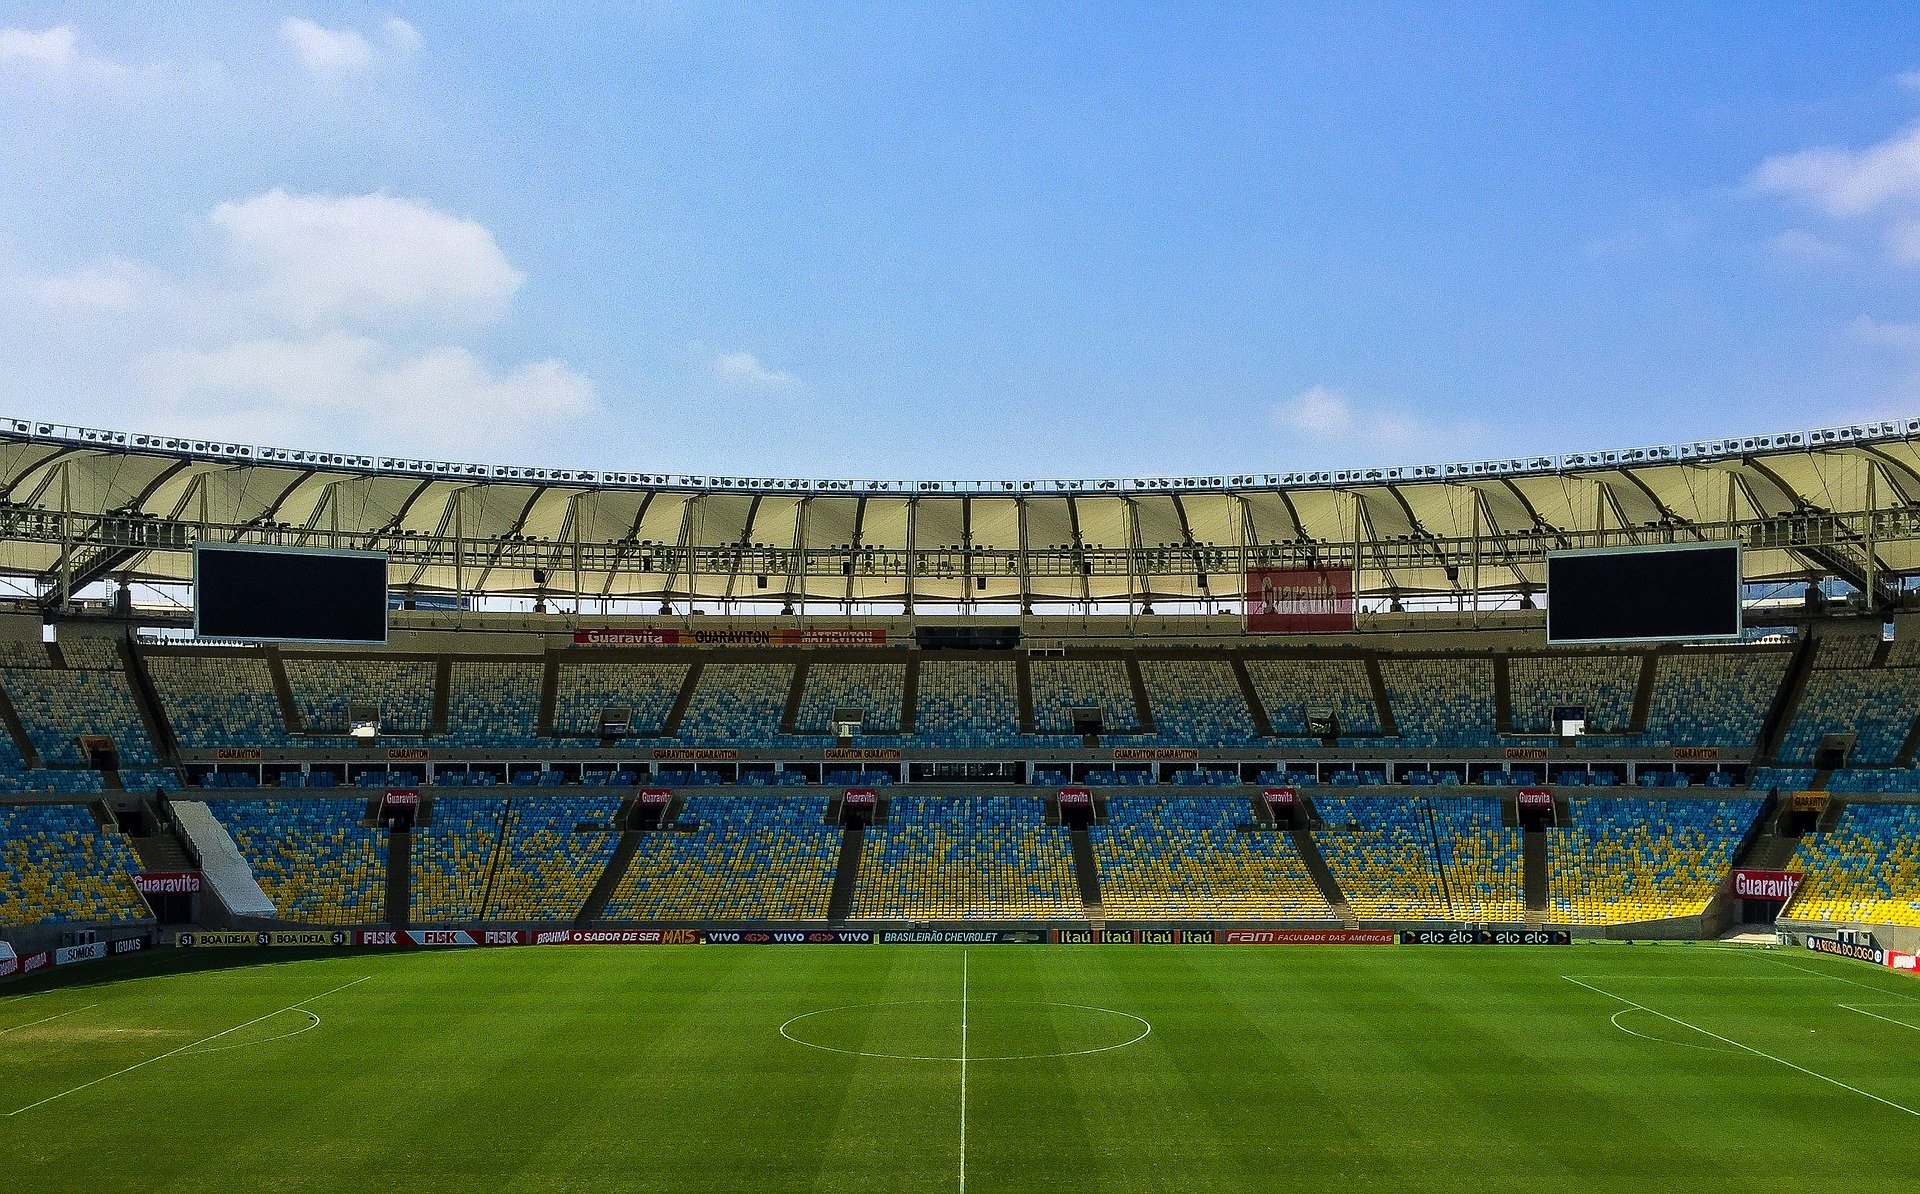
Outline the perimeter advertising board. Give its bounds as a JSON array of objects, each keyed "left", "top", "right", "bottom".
[
  {"left": 573, "top": 628, "right": 886, "bottom": 647},
  {"left": 1245, "top": 567, "right": 1356, "bottom": 634}
]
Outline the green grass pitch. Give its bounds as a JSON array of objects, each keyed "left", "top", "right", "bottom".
[{"left": 3, "top": 943, "right": 1917, "bottom": 1191}]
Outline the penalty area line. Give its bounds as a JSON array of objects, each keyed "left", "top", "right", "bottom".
[
  {"left": 1562, "top": 976, "right": 1920, "bottom": 1118},
  {"left": 7, "top": 974, "right": 370, "bottom": 1118},
  {"left": 1841, "top": 1004, "right": 1920, "bottom": 1033},
  {"left": 0, "top": 1004, "right": 97, "bottom": 1035}
]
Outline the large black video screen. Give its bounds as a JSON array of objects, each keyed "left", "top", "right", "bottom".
[
  {"left": 1546, "top": 542, "right": 1741, "bottom": 644},
  {"left": 195, "top": 545, "right": 389, "bottom": 643}
]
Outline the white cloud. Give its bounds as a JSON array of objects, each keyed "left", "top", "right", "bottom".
[
  {"left": 1900, "top": 70, "right": 1920, "bottom": 93},
  {"left": 0, "top": 25, "right": 119, "bottom": 80},
  {"left": 1751, "top": 124, "right": 1920, "bottom": 219},
  {"left": 713, "top": 350, "right": 799, "bottom": 390},
  {"left": 141, "top": 332, "right": 598, "bottom": 457},
  {"left": 1853, "top": 316, "right": 1920, "bottom": 354},
  {"left": 382, "top": 19, "right": 422, "bottom": 54},
  {"left": 210, "top": 190, "right": 523, "bottom": 327},
  {"left": 280, "top": 18, "right": 372, "bottom": 77},
  {"left": 1272, "top": 385, "right": 1464, "bottom": 456},
  {"left": 32, "top": 258, "right": 155, "bottom": 310},
  {"left": 1769, "top": 229, "right": 1852, "bottom": 264}
]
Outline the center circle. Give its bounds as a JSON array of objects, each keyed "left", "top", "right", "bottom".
[{"left": 778, "top": 998, "right": 1151, "bottom": 1062}]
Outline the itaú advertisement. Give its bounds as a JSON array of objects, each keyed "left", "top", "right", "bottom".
[
  {"left": 1244, "top": 567, "right": 1355, "bottom": 634},
  {"left": 1730, "top": 870, "right": 1802, "bottom": 902}
]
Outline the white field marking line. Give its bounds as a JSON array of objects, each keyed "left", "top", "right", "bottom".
[
  {"left": 1606, "top": 1007, "right": 1736, "bottom": 1055},
  {"left": 181, "top": 1008, "right": 322, "bottom": 1054},
  {"left": 1840, "top": 1004, "right": 1920, "bottom": 1033},
  {"left": 1562, "top": 976, "right": 1920, "bottom": 1118},
  {"left": 776, "top": 998, "right": 1152, "bottom": 1062},
  {"left": 958, "top": 948, "right": 968, "bottom": 1194},
  {"left": 0, "top": 1004, "right": 97, "bottom": 1036},
  {"left": 1745, "top": 953, "right": 1920, "bottom": 1002},
  {"left": 6, "top": 974, "right": 369, "bottom": 1118}
]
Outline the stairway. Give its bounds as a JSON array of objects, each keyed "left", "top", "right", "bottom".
[
  {"left": 827, "top": 825, "right": 866, "bottom": 922},
  {"left": 1522, "top": 829, "right": 1549, "bottom": 928},
  {"left": 1290, "top": 824, "right": 1355, "bottom": 927},
  {"left": 386, "top": 829, "right": 412, "bottom": 927},
  {"left": 577, "top": 828, "right": 642, "bottom": 924},
  {"left": 1068, "top": 828, "right": 1103, "bottom": 920}
]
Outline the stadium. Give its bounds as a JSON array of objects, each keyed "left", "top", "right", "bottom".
[
  {"left": 11, "top": 8, "right": 1920, "bottom": 1192},
  {"left": 3, "top": 412, "right": 1919, "bottom": 1190}
]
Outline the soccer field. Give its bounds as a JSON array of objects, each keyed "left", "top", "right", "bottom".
[{"left": 2, "top": 943, "right": 1916, "bottom": 1192}]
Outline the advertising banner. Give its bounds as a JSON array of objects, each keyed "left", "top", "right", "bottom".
[
  {"left": 1058, "top": 788, "right": 1093, "bottom": 807},
  {"left": 703, "top": 930, "right": 875, "bottom": 944},
  {"left": 1398, "top": 929, "right": 1571, "bottom": 945},
  {"left": 843, "top": 789, "right": 879, "bottom": 807},
  {"left": 215, "top": 747, "right": 263, "bottom": 761},
  {"left": 1516, "top": 789, "right": 1554, "bottom": 807},
  {"left": 875, "top": 930, "right": 1047, "bottom": 944},
  {"left": 1789, "top": 791, "right": 1830, "bottom": 813},
  {"left": 637, "top": 788, "right": 674, "bottom": 805},
  {"left": 1112, "top": 748, "right": 1198, "bottom": 761},
  {"left": 53, "top": 942, "right": 108, "bottom": 965},
  {"left": 574, "top": 627, "right": 886, "bottom": 648},
  {"left": 177, "top": 930, "right": 349, "bottom": 947},
  {"left": 1503, "top": 747, "right": 1550, "bottom": 762},
  {"left": 823, "top": 748, "right": 903, "bottom": 762},
  {"left": 650, "top": 748, "right": 739, "bottom": 762},
  {"left": 1219, "top": 929, "right": 1396, "bottom": 945},
  {"left": 386, "top": 748, "right": 430, "bottom": 762},
  {"left": 383, "top": 789, "right": 420, "bottom": 806},
  {"left": 1245, "top": 567, "right": 1355, "bottom": 634},
  {"left": 0, "top": 956, "right": 16, "bottom": 979},
  {"left": 20, "top": 951, "right": 49, "bottom": 975},
  {"left": 1731, "top": 870, "right": 1802, "bottom": 902},
  {"left": 134, "top": 872, "right": 203, "bottom": 895},
  {"left": 111, "top": 937, "right": 147, "bottom": 955},
  {"left": 532, "top": 928, "right": 701, "bottom": 945},
  {"left": 1807, "top": 935, "right": 1885, "bottom": 965},
  {"left": 1672, "top": 747, "right": 1720, "bottom": 761},
  {"left": 1263, "top": 787, "right": 1297, "bottom": 807}
]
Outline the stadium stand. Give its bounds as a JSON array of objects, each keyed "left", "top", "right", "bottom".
[
  {"left": 284, "top": 657, "right": 435, "bottom": 736},
  {"left": 851, "top": 796, "right": 1079, "bottom": 920},
  {"left": 1139, "top": 660, "right": 1260, "bottom": 746},
  {"left": 795, "top": 662, "right": 905, "bottom": 734},
  {"left": 1030, "top": 660, "right": 1138, "bottom": 733},
  {"left": 1635, "top": 651, "right": 1789, "bottom": 748},
  {"left": 446, "top": 661, "right": 543, "bottom": 747},
  {"left": 1312, "top": 796, "right": 1448, "bottom": 919},
  {"left": 676, "top": 663, "right": 793, "bottom": 746},
  {"left": 411, "top": 797, "right": 509, "bottom": 922},
  {"left": 485, "top": 795, "right": 625, "bottom": 920},
  {"left": 210, "top": 798, "right": 386, "bottom": 923},
  {"left": 1778, "top": 655, "right": 1920, "bottom": 766},
  {"left": 146, "top": 653, "right": 295, "bottom": 748},
  {"left": 1, "top": 663, "right": 159, "bottom": 764},
  {"left": 1378, "top": 657, "right": 1497, "bottom": 747},
  {"left": 552, "top": 663, "right": 687, "bottom": 737},
  {"left": 0, "top": 803, "right": 148, "bottom": 924},
  {"left": 603, "top": 795, "right": 837, "bottom": 920},
  {"left": 1548, "top": 796, "right": 1759, "bottom": 924},
  {"left": 1243, "top": 657, "right": 1381, "bottom": 735},
  {"left": 1431, "top": 797, "right": 1527, "bottom": 922},
  {"left": 1508, "top": 653, "right": 1639, "bottom": 734},
  {"left": 1093, "top": 795, "right": 1331, "bottom": 920},
  {"left": 915, "top": 660, "right": 1022, "bottom": 746},
  {"left": 1786, "top": 802, "right": 1920, "bottom": 926}
]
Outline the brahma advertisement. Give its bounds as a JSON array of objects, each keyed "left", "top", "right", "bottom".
[{"left": 1244, "top": 566, "right": 1355, "bottom": 634}]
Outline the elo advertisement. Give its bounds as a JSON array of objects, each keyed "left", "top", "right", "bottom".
[{"left": 1546, "top": 541, "right": 1741, "bottom": 645}]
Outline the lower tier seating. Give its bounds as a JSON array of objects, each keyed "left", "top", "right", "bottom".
[
  {"left": 1786, "top": 802, "right": 1920, "bottom": 926},
  {"left": 604, "top": 796, "right": 837, "bottom": 921},
  {"left": 851, "top": 796, "right": 1079, "bottom": 920},
  {"left": 0, "top": 803, "right": 149, "bottom": 924},
  {"left": 485, "top": 796, "right": 625, "bottom": 920},
  {"left": 1093, "top": 795, "right": 1331, "bottom": 920},
  {"left": 1547, "top": 796, "right": 1758, "bottom": 924},
  {"left": 210, "top": 798, "right": 387, "bottom": 924}
]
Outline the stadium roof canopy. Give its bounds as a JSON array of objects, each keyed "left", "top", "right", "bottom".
[{"left": 4, "top": 414, "right": 1920, "bottom": 611}]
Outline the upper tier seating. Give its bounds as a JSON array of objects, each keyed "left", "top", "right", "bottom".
[
  {"left": 603, "top": 795, "right": 837, "bottom": 920},
  {"left": 1508, "top": 654, "right": 1639, "bottom": 734},
  {"left": 1140, "top": 660, "right": 1260, "bottom": 746},
  {"left": 795, "top": 663, "right": 905, "bottom": 734},
  {"left": 1547, "top": 796, "right": 1758, "bottom": 924},
  {"left": 2, "top": 663, "right": 159, "bottom": 764},
  {"left": 1634, "top": 651, "right": 1789, "bottom": 748},
  {"left": 1093, "top": 795, "right": 1331, "bottom": 920},
  {"left": 676, "top": 663, "right": 793, "bottom": 745},
  {"left": 1379, "top": 657, "right": 1497, "bottom": 747},
  {"left": 284, "top": 658, "right": 435, "bottom": 736},
  {"left": 1030, "top": 659, "right": 1139, "bottom": 734},
  {"left": 147, "top": 654, "right": 295, "bottom": 748},
  {"left": 552, "top": 663, "right": 687, "bottom": 737},
  {"left": 1244, "top": 657, "right": 1381, "bottom": 736},
  {"left": 209, "top": 798, "right": 386, "bottom": 923},
  {"left": 915, "top": 660, "right": 1022, "bottom": 747},
  {"left": 484, "top": 795, "right": 624, "bottom": 920},
  {"left": 445, "top": 661, "right": 543, "bottom": 747},
  {"left": 1786, "top": 802, "right": 1920, "bottom": 926},
  {"left": 0, "top": 803, "right": 149, "bottom": 924},
  {"left": 851, "top": 796, "right": 1079, "bottom": 920},
  {"left": 1779, "top": 665, "right": 1920, "bottom": 767}
]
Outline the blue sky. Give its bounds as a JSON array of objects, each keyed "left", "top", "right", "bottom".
[{"left": 3, "top": 3, "right": 1920, "bottom": 479}]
